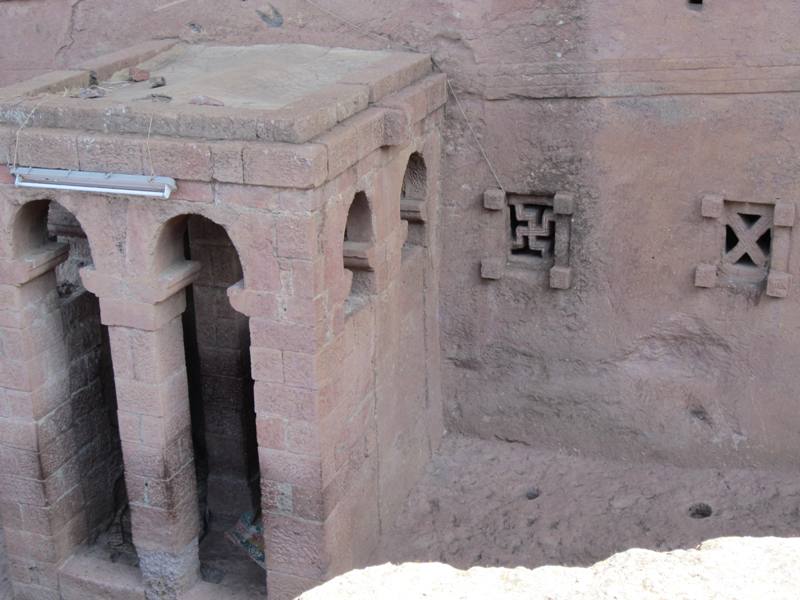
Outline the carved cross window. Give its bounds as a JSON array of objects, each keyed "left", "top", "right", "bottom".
[
  {"left": 723, "top": 203, "right": 772, "bottom": 270},
  {"left": 696, "top": 194, "right": 795, "bottom": 298}
]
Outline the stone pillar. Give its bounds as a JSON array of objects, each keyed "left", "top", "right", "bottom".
[
  {"left": 228, "top": 282, "right": 326, "bottom": 600},
  {"left": 0, "top": 245, "right": 90, "bottom": 600},
  {"left": 82, "top": 267, "right": 201, "bottom": 600}
]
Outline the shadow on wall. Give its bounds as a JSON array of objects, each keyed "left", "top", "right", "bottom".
[
  {"left": 2, "top": 199, "right": 133, "bottom": 584},
  {"left": 0, "top": 528, "right": 9, "bottom": 600},
  {"left": 165, "top": 214, "right": 265, "bottom": 593}
]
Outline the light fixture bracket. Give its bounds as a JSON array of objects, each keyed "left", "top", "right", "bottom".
[{"left": 11, "top": 167, "right": 177, "bottom": 199}]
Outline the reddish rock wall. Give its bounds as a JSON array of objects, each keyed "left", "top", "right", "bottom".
[{"left": 2, "top": 0, "right": 799, "bottom": 471}]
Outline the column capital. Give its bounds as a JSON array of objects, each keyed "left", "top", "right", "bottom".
[
  {"left": 80, "top": 263, "right": 200, "bottom": 330},
  {"left": 80, "top": 260, "right": 201, "bottom": 304},
  {"left": 97, "top": 292, "right": 187, "bottom": 331},
  {"left": 0, "top": 242, "right": 68, "bottom": 286}
]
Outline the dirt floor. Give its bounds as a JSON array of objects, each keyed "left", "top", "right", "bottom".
[
  {"left": 198, "top": 530, "right": 266, "bottom": 595},
  {"left": 377, "top": 435, "right": 800, "bottom": 569},
  {"left": 0, "top": 512, "right": 264, "bottom": 600},
  {"left": 1, "top": 434, "right": 798, "bottom": 600}
]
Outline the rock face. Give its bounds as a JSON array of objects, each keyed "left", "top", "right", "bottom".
[
  {"left": 298, "top": 537, "right": 800, "bottom": 600},
  {"left": 0, "top": 531, "right": 9, "bottom": 600},
  {"left": 3, "top": 0, "right": 800, "bottom": 473}
]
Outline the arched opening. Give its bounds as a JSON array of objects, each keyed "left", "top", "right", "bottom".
[
  {"left": 343, "top": 191, "right": 375, "bottom": 311},
  {"left": 12, "top": 199, "right": 51, "bottom": 257},
  {"left": 400, "top": 152, "right": 428, "bottom": 249},
  {"left": 10, "top": 200, "right": 133, "bottom": 564},
  {"left": 164, "top": 214, "right": 264, "bottom": 593}
]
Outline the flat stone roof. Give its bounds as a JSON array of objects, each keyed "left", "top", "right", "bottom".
[
  {"left": 103, "top": 44, "right": 388, "bottom": 110},
  {"left": 0, "top": 40, "right": 432, "bottom": 143}
]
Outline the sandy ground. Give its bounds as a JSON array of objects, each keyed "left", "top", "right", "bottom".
[{"left": 377, "top": 435, "right": 800, "bottom": 569}]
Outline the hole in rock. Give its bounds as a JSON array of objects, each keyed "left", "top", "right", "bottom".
[
  {"left": 688, "top": 503, "right": 713, "bottom": 518},
  {"left": 738, "top": 212, "right": 760, "bottom": 227},
  {"left": 343, "top": 191, "right": 376, "bottom": 309},
  {"left": 401, "top": 151, "right": 428, "bottom": 249},
  {"left": 525, "top": 488, "right": 541, "bottom": 500},
  {"left": 508, "top": 197, "right": 556, "bottom": 260},
  {"left": 737, "top": 253, "right": 757, "bottom": 267},
  {"left": 757, "top": 229, "right": 772, "bottom": 256},
  {"left": 725, "top": 225, "right": 738, "bottom": 253}
]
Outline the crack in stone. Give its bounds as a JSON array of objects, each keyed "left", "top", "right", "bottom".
[{"left": 56, "top": 0, "right": 85, "bottom": 65}]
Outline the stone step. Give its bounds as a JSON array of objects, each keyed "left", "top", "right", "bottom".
[{"left": 59, "top": 554, "right": 146, "bottom": 600}]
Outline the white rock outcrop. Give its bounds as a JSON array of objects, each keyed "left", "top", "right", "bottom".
[{"left": 298, "top": 537, "right": 800, "bottom": 599}]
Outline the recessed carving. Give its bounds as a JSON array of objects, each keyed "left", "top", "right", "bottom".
[
  {"left": 722, "top": 203, "right": 772, "bottom": 271},
  {"left": 480, "top": 189, "right": 576, "bottom": 288},
  {"left": 696, "top": 195, "right": 794, "bottom": 297},
  {"left": 509, "top": 195, "right": 556, "bottom": 261},
  {"left": 400, "top": 152, "right": 428, "bottom": 248}
]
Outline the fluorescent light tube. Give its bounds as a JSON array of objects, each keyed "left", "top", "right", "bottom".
[{"left": 11, "top": 167, "right": 177, "bottom": 199}]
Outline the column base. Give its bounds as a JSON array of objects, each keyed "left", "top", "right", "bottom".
[{"left": 139, "top": 540, "right": 200, "bottom": 600}]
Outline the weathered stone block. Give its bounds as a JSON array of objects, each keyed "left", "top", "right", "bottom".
[
  {"left": 15, "top": 129, "right": 79, "bottom": 170},
  {"left": 553, "top": 191, "right": 576, "bottom": 215},
  {"left": 774, "top": 201, "right": 796, "bottom": 227},
  {"left": 76, "top": 134, "right": 144, "bottom": 174},
  {"left": 242, "top": 143, "right": 327, "bottom": 189},
  {"left": 549, "top": 265, "right": 572, "bottom": 289},
  {"left": 483, "top": 188, "right": 506, "bottom": 211},
  {"left": 480, "top": 258, "right": 505, "bottom": 280},
  {"left": 209, "top": 141, "right": 244, "bottom": 183},
  {"left": 701, "top": 194, "right": 724, "bottom": 218},
  {"left": 694, "top": 263, "right": 718, "bottom": 288},
  {"left": 148, "top": 138, "right": 212, "bottom": 181},
  {"left": 250, "top": 347, "right": 284, "bottom": 383},
  {"left": 767, "top": 270, "right": 791, "bottom": 298}
]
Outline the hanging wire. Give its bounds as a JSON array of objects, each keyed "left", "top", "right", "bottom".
[
  {"left": 145, "top": 114, "right": 156, "bottom": 178},
  {"left": 444, "top": 78, "right": 505, "bottom": 193},
  {"left": 10, "top": 95, "right": 48, "bottom": 171}
]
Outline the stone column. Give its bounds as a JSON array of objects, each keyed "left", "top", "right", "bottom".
[
  {"left": 82, "top": 265, "right": 201, "bottom": 600},
  {"left": 228, "top": 282, "right": 327, "bottom": 600},
  {"left": 0, "top": 244, "right": 90, "bottom": 600}
]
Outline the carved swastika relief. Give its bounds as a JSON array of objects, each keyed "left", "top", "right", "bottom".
[
  {"left": 510, "top": 200, "right": 556, "bottom": 258},
  {"left": 480, "top": 189, "right": 576, "bottom": 289}
]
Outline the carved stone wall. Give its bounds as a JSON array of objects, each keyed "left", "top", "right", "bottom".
[
  {"left": 2, "top": 0, "right": 800, "bottom": 547},
  {"left": 0, "top": 42, "right": 445, "bottom": 600}
]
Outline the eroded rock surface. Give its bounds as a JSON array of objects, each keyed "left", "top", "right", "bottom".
[
  {"left": 0, "top": 529, "right": 10, "bottom": 600},
  {"left": 300, "top": 536, "right": 800, "bottom": 599},
  {"left": 378, "top": 436, "right": 800, "bottom": 569}
]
